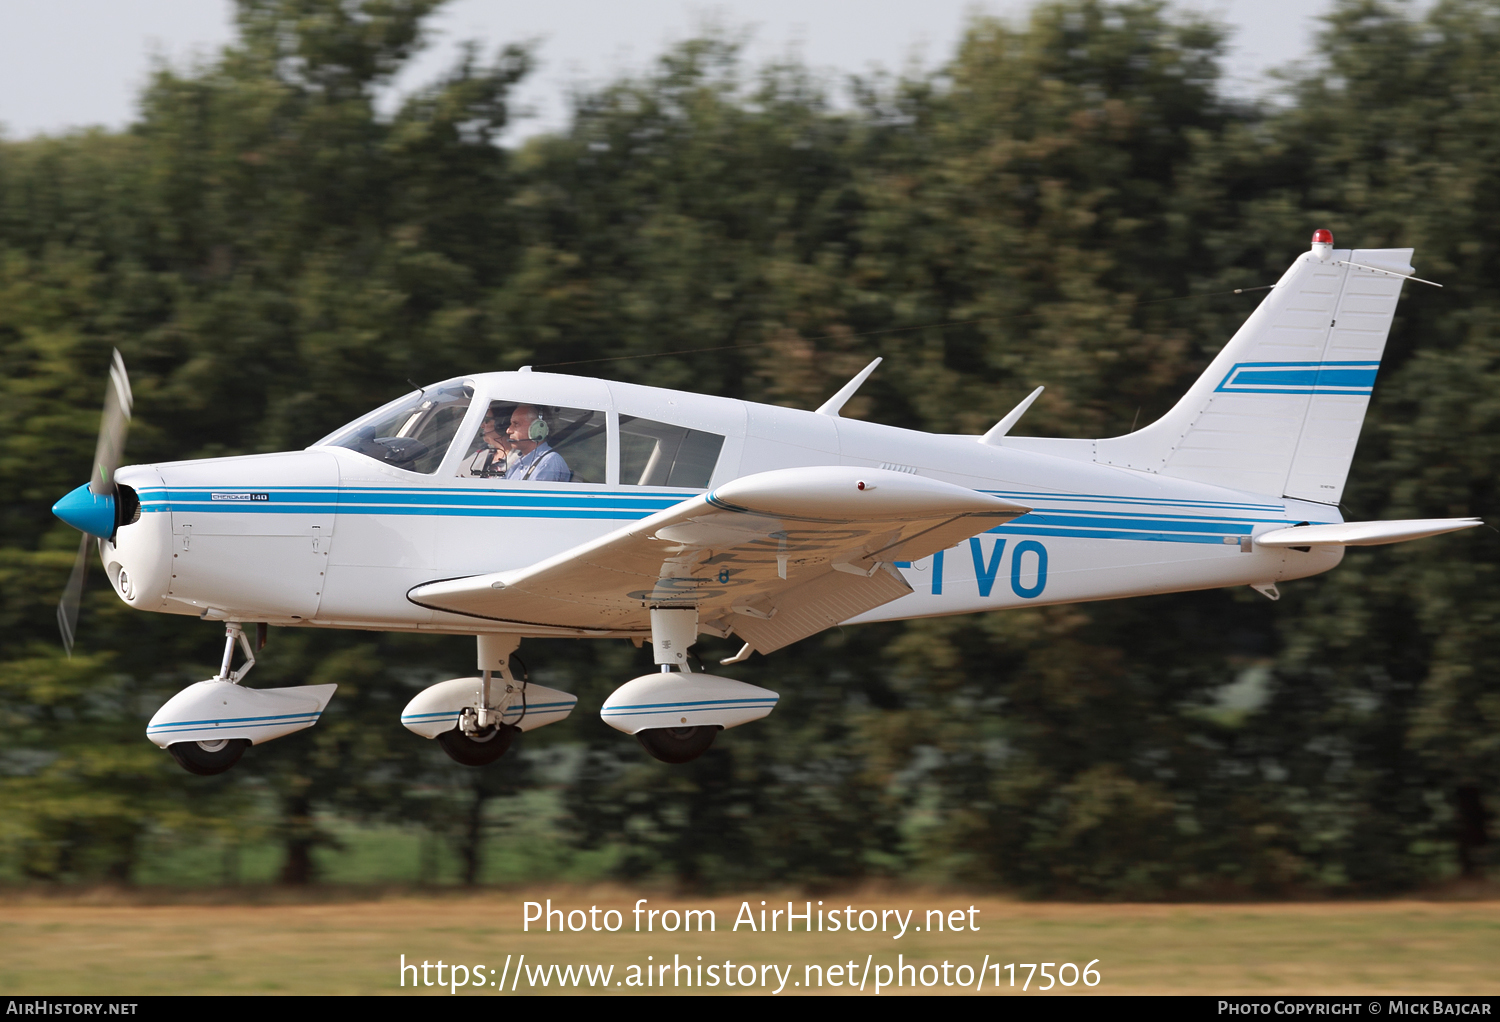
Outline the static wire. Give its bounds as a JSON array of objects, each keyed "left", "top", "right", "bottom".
[{"left": 532, "top": 284, "right": 1278, "bottom": 370}]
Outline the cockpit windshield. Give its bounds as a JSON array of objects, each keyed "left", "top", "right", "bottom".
[{"left": 315, "top": 381, "right": 473, "bottom": 474}]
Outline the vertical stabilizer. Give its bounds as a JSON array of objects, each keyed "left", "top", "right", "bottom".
[{"left": 1090, "top": 238, "right": 1413, "bottom": 504}]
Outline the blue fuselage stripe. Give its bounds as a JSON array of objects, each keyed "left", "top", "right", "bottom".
[
  {"left": 137, "top": 486, "right": 687, "bottom": 521},
  {"left": 134, "top": 487, "right": 1329, "bottom": 545}
]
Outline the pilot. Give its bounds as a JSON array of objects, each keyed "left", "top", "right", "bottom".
[
  {"left": 460, "top": 406, "right": 520, "bottom": 478},
  {"left": 504, "top": 405, "right": 571, "bottom": 482}
]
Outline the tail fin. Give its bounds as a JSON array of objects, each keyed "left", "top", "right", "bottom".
[{"left": 1086, "top": 237, "right": 1414, "bottom": 503}]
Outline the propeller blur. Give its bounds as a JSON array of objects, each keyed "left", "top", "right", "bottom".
[{"left": 53, "top": 349, "right": 132, "bottom": 657}]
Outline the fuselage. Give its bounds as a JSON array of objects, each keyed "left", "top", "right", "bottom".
[{"left": 100, "top": 370, "right": 1344, "bottom": 638}]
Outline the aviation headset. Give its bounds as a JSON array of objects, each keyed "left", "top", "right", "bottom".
[{"left": 493, "top": 405, "right": 550, "bottom": 442}]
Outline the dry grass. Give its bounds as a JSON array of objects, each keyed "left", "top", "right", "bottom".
[{"left": 1, "top": 887, "right": 1498, "bottom": 995}]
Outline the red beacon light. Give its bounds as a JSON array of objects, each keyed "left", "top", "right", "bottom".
[{"left": 1310, "top": 228, "right": 1334, "bottom": 261}]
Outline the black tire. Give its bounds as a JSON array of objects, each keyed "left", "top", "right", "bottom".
[
  {"left": 635, "top": 725, "right": 721, "bottom": 764},
  {"left": 167, "top": 738, "right": 249, "bottom": 776},
  {"left": 438, "top": 724, "right": 518, "bottom": 766}
]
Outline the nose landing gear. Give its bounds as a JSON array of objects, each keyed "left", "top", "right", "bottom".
[
  {"left": 164, "top": 622, "right": 259, "bottom": 777},
  {"left": 167, "top": 736, "right": 249, "bottom": 776},
  {"left": 148, "top": 622, "right": 338, "bottom": 775}
]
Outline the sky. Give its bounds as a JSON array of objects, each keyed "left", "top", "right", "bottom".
[{"left": 0, "top": 0, "right": 1341, "bottom": 143}]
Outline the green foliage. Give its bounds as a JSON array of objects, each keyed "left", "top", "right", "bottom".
[{"left": 0, "top": 0, "right": 1496, "bottom": 894}]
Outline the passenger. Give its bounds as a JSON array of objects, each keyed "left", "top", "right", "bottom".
[
  {"left": 504, "top": 405, "right": 571, "bottom": 482},
  {"left": 459, "top": 406, "right": 519, "bottom": 478}
]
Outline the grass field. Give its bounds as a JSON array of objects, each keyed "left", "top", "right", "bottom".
[{"left": 2, "top": 889, "right": 1498, "bottom": 995}]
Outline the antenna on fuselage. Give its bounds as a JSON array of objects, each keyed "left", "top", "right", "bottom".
[
  {"left": 815, "top": 358, "right": 882, "bottom": 417},
  {"left": 978, "top": 386, "right": 1045, "bottom": 445}
]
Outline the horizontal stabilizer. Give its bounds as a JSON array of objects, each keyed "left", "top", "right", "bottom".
[{"left": 1254, "top": 517, "right": 1482, "bottom": 548}]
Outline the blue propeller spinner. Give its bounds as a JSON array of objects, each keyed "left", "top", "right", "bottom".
[{"left": 52, "top": 483, "right": 117, "bottom": 539}]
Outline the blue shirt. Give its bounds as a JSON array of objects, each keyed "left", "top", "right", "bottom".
[{"left": 508, "top": 442, "right": 571, "bottom": 482}]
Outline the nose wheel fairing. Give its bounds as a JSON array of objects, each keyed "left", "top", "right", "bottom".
[
  {"left": 147, "top": 679, "right": 338, "bottom": 748},
  {"left": 147, "top": 623, "right": 338, "bottom": 775}
]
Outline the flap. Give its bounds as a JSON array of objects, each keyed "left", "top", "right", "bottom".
[
  {"left": 408, "top": 467, "right": 1029, "bottom": 652},
  {"left": 1255, "top": 517, "right": 1482, "bottom": 548}
]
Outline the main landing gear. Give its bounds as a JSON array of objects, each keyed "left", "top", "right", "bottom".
[
  {"left": 436, "top": 672, "right": 525, "bottom": 767},
  {"left": 600, "top": 607, "right": 779, "bottom": 765},
  {"left": 438, "top": 717, "right": 518, "bottom": 766},
  {"left": 635, "top": 725, "right": 721, "bottom": 764},
  {"left": 400, "top": 634, "right": 578, "bottom": 766},
  {"left": 441, "top": 634, "right": 524, "bottom": 766}
]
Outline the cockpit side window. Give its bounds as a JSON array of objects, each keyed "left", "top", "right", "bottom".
[
  {"left": 619, "top": 416, "right": 725, "bottom": 488},
  {"left": 318, "top": 382, "right": 472, "bottom": 474},
  {"left": 456, "top": 402, "right": 606, "bottom": 484}
]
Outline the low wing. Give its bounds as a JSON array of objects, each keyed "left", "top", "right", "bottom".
[
  {"left": 1255, "top": 517, "right": 1482, "bottom": 548},
  {"left": 409, "top": 467, "right": 1029, "bottom": 653}
]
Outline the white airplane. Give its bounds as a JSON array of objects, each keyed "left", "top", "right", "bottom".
[{"left": 51, "top": 230, "right": 1480, "bottom": 776}]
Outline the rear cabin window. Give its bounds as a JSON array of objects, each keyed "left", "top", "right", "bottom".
[{"left": 619, "top": 416, "right": 725, "bottom": 488}]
